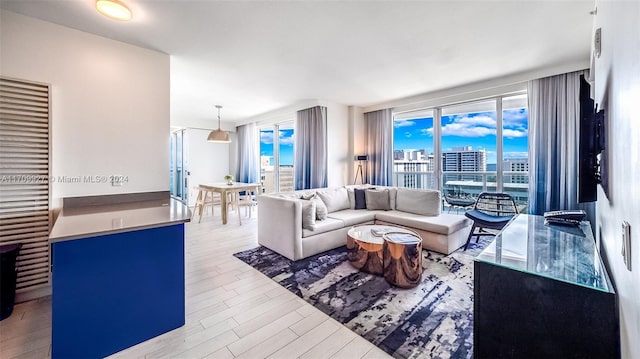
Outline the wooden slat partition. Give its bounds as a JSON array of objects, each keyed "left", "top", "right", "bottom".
[{"left": 0, "top": 76, "right": 51, "bottom": 293}]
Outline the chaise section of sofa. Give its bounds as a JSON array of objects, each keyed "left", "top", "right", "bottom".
[{"left": 257, "top": 186, "right": 472, "bottom": 261}]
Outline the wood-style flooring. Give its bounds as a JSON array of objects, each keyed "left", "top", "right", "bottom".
[{"left": 0, "top": 208, "right": 392, "bottom": 359}]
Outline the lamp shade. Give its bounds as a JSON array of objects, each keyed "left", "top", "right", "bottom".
[
  {"left": 207, "top": 105, "right": 231, "bottom": 143},
  {"left": 207, "top": 129, "right": 230, "bottom": 143}
]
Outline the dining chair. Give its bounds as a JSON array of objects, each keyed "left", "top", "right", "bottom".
[
  {"left": 192, "top": 186, "right": 221, "bottom": 223},
  {"left": 227, "top": 187, "right": 259, "bottom": 225},
  {"left": 463, "top": 192, "right": 518, "bottom": 250}
]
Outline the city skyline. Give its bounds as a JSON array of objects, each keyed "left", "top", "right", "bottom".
[
  {"left": 394, "top": 108, "right": 529, "bottom": 164},
  {"left": 259, "top": 108, "right": 528, "bottom": 167}
]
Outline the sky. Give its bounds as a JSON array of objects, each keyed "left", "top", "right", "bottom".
[
  {"left": 260, "top": 129, "right": 294, "bottom": 166},
  {"left": 259, "top": 108, "right": 528, "bottom": 166},
  {"left": 393, "top": 108, "right": 529, "bottom": 164}
]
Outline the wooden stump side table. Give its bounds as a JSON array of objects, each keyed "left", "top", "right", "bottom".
[
  {"left": 347, "top": 225, "right": 423, "bottom": 287},
  {"left": 382, "top": 231, "right": 423, "bottom": 288}
]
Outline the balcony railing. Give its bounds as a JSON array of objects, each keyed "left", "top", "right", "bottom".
[{"left": 393, "top": 170, "right": 529, "bottom": 213}]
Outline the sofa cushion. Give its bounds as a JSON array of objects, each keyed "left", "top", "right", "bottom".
[
  {"left": 389, "top": 187, "right": 397, "bottom": 210},
  {"left": 346, "top": 184, "right": 374, "bottom": 209},
  {"left": 395, "top": 188, "right": 441, "bottom": 216},
  {"left": 317, "top": 187, "right": 350, "bottom": 213},
  {"left": 327, "top": 209, "right": 377, "bottom": 227},
  {"left": 366, "top": 188, "right": 390, "bottom": 211},
  {"left": 301, "top": 200, "right": 316, "bottom": 230},
  {"left": 302, "top": 217, "right": 344, "bottom": 238},
  {"left": 375, "top": 211, "right": 470, "bottom": 235},
  {"left": 301, "top": 193, "right": 328, "bottom": 220},
  {"left": 354, "top": 188, "right": 367, "bottom": 209}
]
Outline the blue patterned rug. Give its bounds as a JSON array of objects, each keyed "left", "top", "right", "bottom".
[{"left": 233, "top": 237, "right": 492, "bottom": 359}]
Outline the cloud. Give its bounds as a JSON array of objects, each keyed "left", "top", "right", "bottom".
[
  {"left": 260, "top": 131, "right": 274, "bottom": 144},
  {"left": 404, "top": 131, "right": 412, "bottom": 138},
  {"left": 456, "top": 115, "right": 496, "bottom": 127},
  {"left": 441, "top": 123, "right": 496, "bottom": 137},
  {"left": 394, "top": 119, "right": 415, "bottom": 128},
  {"left": 503, "top": 109, "right": 528, "bottom": 129},
  {"left": 503, "top": 129, "right": 527, "bottom": 138},
  {"left": 279, "top": 130, "right": 295, "bottom": 146},
  {"left": 420, "top": 127, "right": 434, "bottom": 136}
]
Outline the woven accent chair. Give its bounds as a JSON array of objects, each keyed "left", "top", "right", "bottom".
[{"left": 463, "top": 192, "right": 518, "bottom": 250}]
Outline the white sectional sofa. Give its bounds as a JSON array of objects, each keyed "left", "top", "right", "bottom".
[{"left": 257, "top": 185, "right": 472, "bottom": 261}]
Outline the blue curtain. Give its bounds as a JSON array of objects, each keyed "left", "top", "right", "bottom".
[
  {"left": 528, "top": 70, "right": 594, "bottom": 218},
  {"left": 235, "top": 123, "right": 259, "bottom": 184},
  {"left": 364, "top": 108, "right": 393, "bottom": 186},
  {"left": 295, "top": 106, "right": 327, "bottom": 190}
]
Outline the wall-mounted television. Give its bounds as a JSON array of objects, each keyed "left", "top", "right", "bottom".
[{"left": 578, "top": 75, "right": 606, "bottom": 203}]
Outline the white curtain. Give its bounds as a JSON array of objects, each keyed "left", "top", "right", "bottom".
[
  {"left": 528, "top": 70, "right": 594, "bottom": 217},
  {"left": 235, "top": 123, "right": 259, "bottom": 184},
  {"left": 295, "top": 106, "right": 327, "bottom": 190},
  {"left": 364, "top": 109, "right": 393, "bottom": 186}
]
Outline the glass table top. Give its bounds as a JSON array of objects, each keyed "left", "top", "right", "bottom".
[{"left": 475, "top": 214, "right": 613, "bottom": 293}]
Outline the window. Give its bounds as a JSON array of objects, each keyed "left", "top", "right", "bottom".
[
  {"left": 501, "top": 95, "right": 529, "bottom": 210},
  {"left": 441, "top": 100, "right": 497, "bottom": 198},
  {"left": 260, "top": 122, "right": 294, "bottom": 193},
  {"left": 392, "top": 94, "right": 529, "bottom": 212},
  {"left": 392, "top": 109, "right": 436, "bottom": 189},
  {"left": 169, "top": 129, "right": 188, "bottom": 202}
]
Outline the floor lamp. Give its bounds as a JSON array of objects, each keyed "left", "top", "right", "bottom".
[{"left": 353, "top": 155, "right": 368, "bottom": 185}]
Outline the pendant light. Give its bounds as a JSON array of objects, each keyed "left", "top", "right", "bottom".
[{"left": 207, "top": 105, "right": 231, "bottom": 143}]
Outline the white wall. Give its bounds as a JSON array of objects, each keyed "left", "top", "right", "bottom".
[
  {"left": 592, "top": 2, "right": 640, "bottom": 358},
  {"left": 0, "top": 11, "right": 170, "bottom": 208},
  {"left": 184, "top": 128, "right": 231, "bottom": 206}
]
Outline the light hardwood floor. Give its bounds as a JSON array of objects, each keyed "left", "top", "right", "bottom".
[{"left": 0, "top": 208, "right": 392, "bottom": 359}]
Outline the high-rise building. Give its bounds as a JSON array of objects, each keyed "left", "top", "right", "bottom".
[
  {"left": 503, "top": 158, "right": 529, "bottom": 184},
  {"left": 393, "top": 152, "right": 435, "bottom": 189},
  {"left": 442, "top": 147, "right": 487, "bottom": 172}
]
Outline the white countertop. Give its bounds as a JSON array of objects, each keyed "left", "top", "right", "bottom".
[{"left": 50, "top": 198, "right": 191, "bottom": 243}]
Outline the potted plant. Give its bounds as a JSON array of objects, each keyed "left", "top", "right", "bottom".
[{"left": 224, "top": 175, "right": 233, "bottom": 185}]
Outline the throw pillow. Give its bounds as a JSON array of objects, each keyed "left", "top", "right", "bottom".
[
  {"left": 365, "top": 188, "right": 391, "bottom": 211},
  {"left": 395, "top": 188, "right": 441, "bottom": 216},
  {"left": 316, "top": 187, "right": 350, "bottom": 213},
  {"left": 301, "top": 200, "right": 317, "bottom": 230},
  {"left": 354, "top": 188, "right": 367, "bottom": 209},
  {"left": 301, "top": 193, "right": 328, "bottom": 220}
]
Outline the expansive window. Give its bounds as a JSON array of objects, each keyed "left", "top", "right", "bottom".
[
  {"left": 260, "top": 122, "right": 294, "bottom": 193},
  {"left": 392, "top": 109, "right": 436, "bottom": 189},
  {"left": 392, "top": 94, "right": 529, "bottom": 212}
]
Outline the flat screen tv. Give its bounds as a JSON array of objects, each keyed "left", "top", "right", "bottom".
[{"left": 578, "top": 75, "right": 606, "bottom": 203}]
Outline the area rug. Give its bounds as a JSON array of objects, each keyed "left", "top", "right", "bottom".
[{"left": 233, "top": 237, "right": 492, "bottom": 359}]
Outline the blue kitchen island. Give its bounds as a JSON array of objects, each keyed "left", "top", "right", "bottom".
[{"left": 49, "top": 194, "right": 190, "bottom": 358}]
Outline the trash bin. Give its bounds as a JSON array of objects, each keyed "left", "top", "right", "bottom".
[{"left": 0, "top": 243, "right": 21, "bottom": 321}]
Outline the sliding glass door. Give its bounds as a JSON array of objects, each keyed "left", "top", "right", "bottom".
[
  {"left": 260, "top": 122, "right": 295, "bottom": 193},
  {"left": 392, "top": 94, "right": 529, "bottom": 212},
  {"left": 169, "top": 129, "right": 188, "bottom": 202}
]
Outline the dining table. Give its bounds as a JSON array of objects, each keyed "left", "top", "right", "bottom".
[{"left": 199, "top": 182, "right": 262, "bottom": 224}]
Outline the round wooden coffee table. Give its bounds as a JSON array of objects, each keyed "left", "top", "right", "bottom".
[{"left": 346, "top": 225, "right": 420, "bottom": 279}]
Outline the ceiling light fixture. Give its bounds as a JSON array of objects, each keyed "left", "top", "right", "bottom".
[
  {"left": 207, "top": 105, "right": 231, "bottom": 143},
  {"left": 96, "top": 0, "right": 132, "bottom": 21}
]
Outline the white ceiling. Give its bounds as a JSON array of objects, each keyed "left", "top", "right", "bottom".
[{"left": 0, "top": 0, "right": 594, "bottom": 125}]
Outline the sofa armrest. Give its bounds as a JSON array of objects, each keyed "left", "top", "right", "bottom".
[{"left": 257, "top": 195, "right": 303, "bottom": 261}]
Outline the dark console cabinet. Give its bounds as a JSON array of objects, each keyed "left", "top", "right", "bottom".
[{"left": 474, "top": 214, "right": 619, "bottom": 358}]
